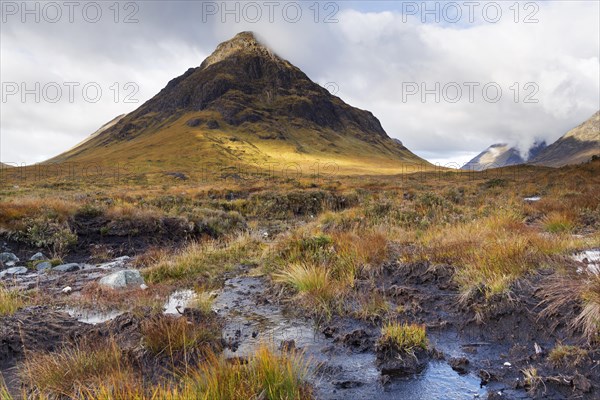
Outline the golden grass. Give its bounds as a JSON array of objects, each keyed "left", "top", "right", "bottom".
[
  {"left": 182, "top": 345, "right": 311, "bottom": 400},
  {"left": 17, "top": 344, "right": 310, "bottom": 400},
  {"left": 143, "top": 234, "right": 263, "bottom": 284},
  {"left": 414, "top": 211, "right": 585, "bottom": 297},
  {"left": 540, "top": 272, "right": 600, "bottom": 342},
  {"left": 273, "top": 262, "right": 339, "bottom": 317},
  {"left": 378, "top": 322, "right": 428, "bottom": 354},
  {"left": 19, "top": 340, "right": 128, "bottom": 398},
  {"left": 548, "top": 344, "right": 588, "bottom": 367},
  {"left": 141, "top": 315, "right": 221, "bottom": 356},
  {"left": 0, "top": 287, "right": 25, "bottom": 316}
]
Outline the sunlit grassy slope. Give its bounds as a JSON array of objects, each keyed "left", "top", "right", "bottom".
[{"left": 48, "top": 111, "right": 431, "bottom": 176}]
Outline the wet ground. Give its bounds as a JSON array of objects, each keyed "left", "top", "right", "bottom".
[{"left": 1, "top": 246, "right": 599, "bottom": 399}]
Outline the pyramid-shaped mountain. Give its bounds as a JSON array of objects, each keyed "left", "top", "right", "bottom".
[{"left": 49, "top": 32, "right": 428, "bottom": 176}]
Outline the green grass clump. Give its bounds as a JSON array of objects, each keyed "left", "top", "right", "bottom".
[
  {"left": 379, "top": 322, "right": 428, "bottom": 354},
  {"left": 548, "top": 344, "right": 588, "bottom": 367}
]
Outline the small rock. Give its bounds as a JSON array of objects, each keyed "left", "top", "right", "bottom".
[
  {"left": 29, "top": 252, "right": 47, "bottom": 261},
  {"left": 98, "top": 256, "right": 130, "bottom": 269},
  {"left": 572, "top": 372, "right": 592, "bottom": 393},
  {"left": 534, "top": 342, "right": 543, "bottom": 355},
  {"left": 280, "top": 339, "right": 296, "bottom": 352},
  {"left": 503, "top": 362, "right": 512, "bottom": 367},
  {"left": 62, "top": 286, "right": 72, "bottom": 294},
  {"left": 99, "top": 269, "right": 145, "bottom": 289},
  {"left": 333, "top": 380, "right": 363, "bottom": 389},
  {"left": 140, "top": 283, "right": 149, "bottom": 290},
  {"left": 449, "top": 357, "right": 470, "bottom": 374},
  {"left": 53, "top": 263, "right": 81, "bottom": 272},
  {"left": 0, "top": 252, "right": 19, "bottom": 265},
  {"left": 36, "top": 261, "right": 53, "bottom": 272},
  {"left": 206, "top": 120, "right": 219, "bottom": 129},
  {"left": 0, "top": 266, "right": 28, "bottom": 277}
]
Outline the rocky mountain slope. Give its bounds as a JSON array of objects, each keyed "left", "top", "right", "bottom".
[
  {"left": 461, "top": 142, "right": 546, "bottom": 171},
  {"left": 48, "top": 32, "right": 428, "bottom": 176},
  {"left": 530, "top": 111, "right": 600, "bottom": 167}
]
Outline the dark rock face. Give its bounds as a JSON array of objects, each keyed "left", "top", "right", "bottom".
[{"left": 97, "top": 32, "right": 392, "bottom": 145}]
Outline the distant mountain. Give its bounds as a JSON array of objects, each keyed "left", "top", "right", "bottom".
[
  {"left": 530, "top": 111, "right": 600, "bottom": 167},
  {"left": 47, "top": 31, "right": 429, "bottom": 176},
  {"left": 461, "top": 141, "right": 546, "bottom": 171}
]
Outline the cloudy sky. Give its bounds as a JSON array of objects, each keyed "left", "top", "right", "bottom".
[{"left": 1, "top": 0, "right": 598, "bottom": 167}]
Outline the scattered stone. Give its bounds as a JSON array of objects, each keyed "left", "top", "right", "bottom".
[
  {"left": 449, "top": 357, "right": 470, "bottom": 374},
  {"left": 333, "top": 380, "right": 363, "bottom": 389},
  {"left": 206, "top": 120, "right": 219, "bottom": 129},
  {"left": 0, "top": 266, "right": 28, "bottom": 277},
  {"left": 36, "top": 261, "right": 53, "bottom": 272},
  {"left": 0, "top": 252, "right": 19, "bottom": 267},
  {"left": 503, "top": 362, "right": 512, "bottom": 367},
  {"left": 534, "top": 342, "right": 543, "bottom": 355},
  {"left": 62, "top": 286, "right": 72, "bottom": 294},
  {"left": 572, "top": 372, "right": 592, "bottom": 393},
  {"left": 29, "top": 252, "right": 47, "bottom": 261},
  {"left": 322, "top": 326, "right": 337, "bottom": 338},
  {"left": 279, "top": 339, "right": 296, "bottom": 352},
  {"left": 98, "top": 256, "right": 130, "bottom": 270},
  {"left": 186, "top": 118, "right": 202, "bottom": 127},
  {"left": 99, "top": 269, "right": 145, "bottom": 289},
  {"left": 53, "top": 263, "right": 81, "bottom": 272},
  {"left": 140, "top": 283, "right": 149, "bottom": 290},
  {"left": 165, "top": 172, "right": 189, "bottom": 180}
]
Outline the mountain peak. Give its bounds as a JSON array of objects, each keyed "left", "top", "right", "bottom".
[{"left": 200, "top": 31, "right": 283, "bottom": 70}]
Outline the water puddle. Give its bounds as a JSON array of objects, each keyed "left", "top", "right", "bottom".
[
  {"left": 573, "top": 249, "right": 600, "bottom": 274},
  {"left": 64, "top": 307, "right": 123, "bottom": 324},
  {"left": 163, "top": 289, "right": 195, "bottom": 315},
  {"left": 213, "top": 275, "right": 491, "bottom": 399}
]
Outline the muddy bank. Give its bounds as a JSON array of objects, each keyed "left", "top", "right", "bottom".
[{"left": 210, "top": 261, "right": 599, "bottom": 399}]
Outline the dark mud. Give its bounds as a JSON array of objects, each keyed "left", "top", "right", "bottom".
[
  {"left": 2, "top": 253, "right": 598, "bottom": 399},
  {"left": 213, "top": 262, "right": 599, "bottom": 399}
]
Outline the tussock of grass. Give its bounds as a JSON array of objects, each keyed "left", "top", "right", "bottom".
[
  {"left": 19, "top": 341, "right": 128, "bottom": 397},
  {"left": 0, "top": 287, "right": 25, "bottom": 316},
  {"left": 414, "top": 211, "right": 584, "bottom": 297},
  {"left": 189, "top": 290, "right": 216, "bottom": 315},
  {"left": 184, "top": 345, "right": 311, "bottom": 400},
  {"left": 143, "top": 234, "right": 262, "bottom": 284},
  {"left": 141, "top": 314, "right": 221, "bottom": 355},
  {"left": 19, "top": 344, "right": 310, "bottom": 400},
  {"left": 548, "top": 344, "right": 588, "bottom": 367},
  {"left": 274, "top": 262, "right": 338, "bottom": 317},
  {"left": 543, "top": 211, "right": 576, "bottom": 233},
  {"left": 521, "top": 367, "right": 544, "bottom": 395},
  {"left": 378, "top": 322, "right": 428, "bottom": 354},
  {"left": 541, "top": 272, "right": 600, "bottom": 342}
]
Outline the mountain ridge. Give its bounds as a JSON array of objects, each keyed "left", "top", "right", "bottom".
[
  {"left": 47, "top": 31, "right": 428, "bottom": 176},
  {"left": 530, "top": 111, "right": 600, "bottom": 167}
]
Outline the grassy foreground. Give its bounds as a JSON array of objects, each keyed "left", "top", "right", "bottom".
[{"left": 1, "top": 160, "right": 599, "bottom": 397}]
